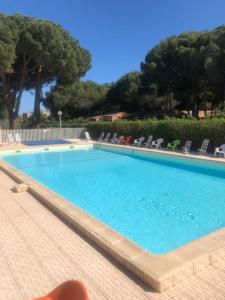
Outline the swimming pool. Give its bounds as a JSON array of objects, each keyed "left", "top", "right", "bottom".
[{"left": 2, "top": 144, "right": 225, "bottom": 254}]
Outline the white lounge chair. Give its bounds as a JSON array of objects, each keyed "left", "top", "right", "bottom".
[
  {"left": 144, "top": 135, "right": 153, "bottom": 148},
  {"left": 0, "top": 129, "right": 2, "bottom": 146},
  {"left": 15, "top": 133, "right": 22, "bottom": 143},
  {"left": 7, "top": 133, "right": 15, "bottom": 144},
  {"left": 103, "top": 132, "right": 111, "bottom": 142},
  {"left": 198, "top": 139, "right": 209, "bottom": 155},
  {"left": 84, "top": 131, "right": 91, "bottom": 141},
  {"left": 151, "top": 138, "right": 164, "bottom": 149},
  {"left": 110, "top": 133, "right": 117, "bottom": 143},
  {"left": 181, "top": 141, "right": 192, "bottom": 154},
  {"left": 98, "top": 132, "right": 105, "bottom": 142},
  {"left": 214, "top": 144, "right": 225, "bottom": 157},
  {"left": 114, "top": 135, "right": 124, "bottom": 144},
  {"left": 133, "top": 137, "right": 145, "bottom": 147}
]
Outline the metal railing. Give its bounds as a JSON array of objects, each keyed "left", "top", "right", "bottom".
[{"left": 1, "top": 127, "right": 85, "bottom": 143}]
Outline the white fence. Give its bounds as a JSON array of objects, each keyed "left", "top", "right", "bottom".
[{"left": 1, "top": 128, "right": 85, "bottom": 143}]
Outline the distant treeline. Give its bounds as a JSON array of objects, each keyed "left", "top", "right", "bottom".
[
  {"left": 1, "top": 13, "right": 225, "bottom": 128},
  {"left": 46, "top": 25, "right": 225, "bottom": 119}
]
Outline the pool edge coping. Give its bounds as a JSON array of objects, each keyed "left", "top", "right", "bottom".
[
  {"left": 1, "top": 146, "right": 225, "bottom": 292},
  {"left": 0, "top": 142, "right": 93, "bottom": 155},
  {"left": 95, "top": 141, "right": 225, "bottom": 165},
  {"left": 1, "top": 139, "right": 225, "bottom": 165}
]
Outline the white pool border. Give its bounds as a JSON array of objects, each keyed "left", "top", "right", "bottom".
[
  {"left": 1, "top": 141, "right": 225, "bottom": 292},
  {"left": 0, "top": 143, "right": 92, "bottom": 156}
]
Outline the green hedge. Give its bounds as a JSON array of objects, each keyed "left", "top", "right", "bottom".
[
  {"left": 21, "top": 120, "right": 88, "bottom": 129},
  {"left": 87, "top": 119, "right": 225, "bottom": 152}
]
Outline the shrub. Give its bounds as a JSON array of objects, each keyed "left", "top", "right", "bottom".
[
  {"left": 87, "top": 118, "right": 225, "bottom": 152},
  {"left": 21, "top": 119, "right": 88, "bottom": 129}
]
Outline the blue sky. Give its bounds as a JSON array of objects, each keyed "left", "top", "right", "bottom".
[{"left": 1, "top": 0, "right": 225, "bottom": 112}]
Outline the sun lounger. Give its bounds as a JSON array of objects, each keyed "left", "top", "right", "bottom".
[
  {"left": 97, "top": 132, "right": 105, "bottom": 142},
  {"left": 167, "top": 139, "right": 181, "bottom": 151},
  {"left": 214, "top": 144, "right": 225, "bottom": 157},
  {"left": 103, "top": 132, "right": 111, "bottom": 142},
  {"left": 110, "top": 133, "right": 117, "bottom": 143},
  {"left": 84, "top": 131, "right": 91, "bottom": 141},
  {"left": 34, "top": 280, "right": 89, "bottom": 300},
  {"left": 15, "top": 133, "right": 22, "bottom": 143},
  {"left": 144, "top": 135, "right": 153, "bottom": 148},
  {"left": 182, "top": 141, "right": 192, "bottom": 153},
  {"left": 123, "top": 136, "right": 132, "bottom": 144},
  {"left": 114, "top": 135, "right": 124, "bottom": 144},
  {"left": 0, "top": 129, "right": 2, "bottom": 145},
  {"left": 151, "top": 138, "right": 164, "bottom": 149},
  {"left": 133, "top": 137, "right": 145, "bottom": 147},
  {"left": 7, "top": 133, "right": 15, "bottom": 144},
  {"left": 198, "top": 139, "right": 209, "bottom": 154}
]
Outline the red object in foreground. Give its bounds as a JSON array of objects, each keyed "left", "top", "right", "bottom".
[
  {"left": 123, "top": 136, "right": 132, "bottom": 144},
  {"left": 34, "top": 280, "right": 89, "bottom": 300}
]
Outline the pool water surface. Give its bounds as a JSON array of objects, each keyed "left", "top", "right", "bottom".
[{"left": 2, "top": 145, "right": 225, "bottom": 254}]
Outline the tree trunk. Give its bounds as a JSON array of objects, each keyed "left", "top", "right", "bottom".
[
  {"left": 166, "top": 89, "right": 170, "bottom": 113},
  {"left": 7, "top": 106, "right": 17, "bottom": 129},
  {"left": 192, "top": 87, "right": 199, "bottom": 118},
  {"left": 2, "top": 55, "right": 28, "bottom": 129},
  {"left": 7, "top": 92, "right": 24, "bottom": 129},
  {"left": 33, "top": 65, "right": 42, "bottom": 126},
  {"left": 9, "top": 115, "right": 17, "bottom": 129},
  {"left": 166, "top": 93, "right": 170, "bottom": 113},
  {"left": 204, "top": 100, "right": 207, "bottom": 117}
]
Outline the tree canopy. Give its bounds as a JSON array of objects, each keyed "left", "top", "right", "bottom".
[
  {"left": 107, "top": 71, "right": 142, "bottom": 112},
  {"left": 43, "top": 25, "right": 225, "bottom": 120},
  {"left": 141, "top": 27, "right": 225, "bottom": 116},
  {"left": 2, "top": 15, "right": 225, "bottom": 125},
  {"left": 44, "top": 81, "right": 111, "bottom": 119},
  {"left": 0, "top": 13, "right": 91, "bottom": 128}
]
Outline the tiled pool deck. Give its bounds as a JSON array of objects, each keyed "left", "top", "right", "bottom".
[{"left": 1, "top": 140, "right": 225, "bottom": 298}]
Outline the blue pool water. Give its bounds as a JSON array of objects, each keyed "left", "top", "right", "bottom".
[
  {"left": 23, "top": 139, "right": 72, "bottom": 146},
  {"left": 2, "top": 145, "right": 225, "bottom": 254}
]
